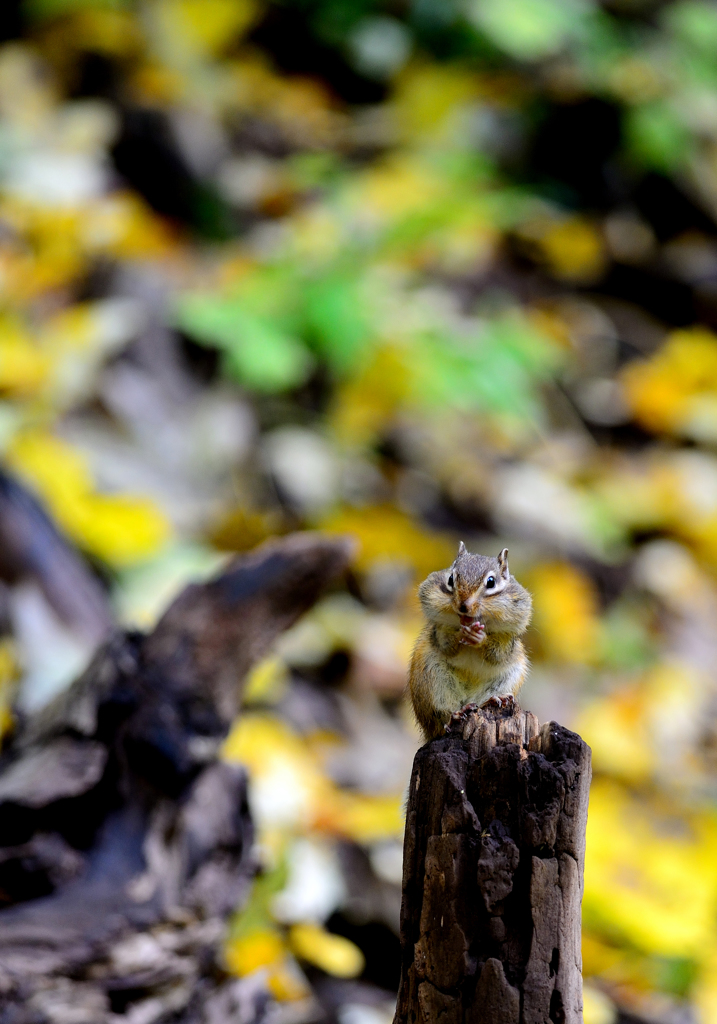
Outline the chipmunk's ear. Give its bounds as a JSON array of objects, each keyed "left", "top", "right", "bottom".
[
  {"left": 457, "top": 540, "right": 467, "bottom": 558},
  {"left": 498, "top": 547, "right": 509, "bottom": 579}
]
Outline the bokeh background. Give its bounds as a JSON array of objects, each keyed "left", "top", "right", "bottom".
[{"left": 2, "top": 0, "right": 717, "bottom": 1021}]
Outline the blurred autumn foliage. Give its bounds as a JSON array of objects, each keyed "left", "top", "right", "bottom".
[{"left": 4, "top": 0, "right": 717, "bottom": 1021}]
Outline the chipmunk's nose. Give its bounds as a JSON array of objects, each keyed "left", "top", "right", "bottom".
[{"left": 459, "top": 601, "right": 467, "bottom": 613}]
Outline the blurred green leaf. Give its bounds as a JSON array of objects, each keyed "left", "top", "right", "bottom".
[
  {"left": 287, "top": 151, "right": 344, "bottom": 190},
  {"left": 177, "top": 296, "right": 312, "bottom": 392},
  {"left": 625, "top": 101, "right": 692, "bottom": 173},
  {"left": 651, "top": 956, "right": 698, "bottom": 999},
  {"left": 664, "top": 0, "right": 717, "bottom": 54},
  {"left": 24, "top": 0, "right": 128, "bottom": 16},
  {"left": 302, "top": 273, "right": 373, "bottom": 374},
  {"left": 467, "top": 0, "right": 591, "bottom": 60},
  {"left": 227, "top": 859, "right": 289, "bottom": 940},
  {"left": 412, "top": 311, "right": 563, "bottom": 421}
]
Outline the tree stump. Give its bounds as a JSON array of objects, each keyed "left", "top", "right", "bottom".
[{"left": 394, "top": 706, "right": 592, "bottom": 1024}]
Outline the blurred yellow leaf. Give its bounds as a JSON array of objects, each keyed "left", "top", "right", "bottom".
[
  {"left": 1, "top": 204, "right": 85, "bottom": 297},
  {"left": 519, "top": 215, "right": 607, "bottom": 283},
  {"left": 289, "top": 207, "right": 343, "bottom": 263},
  {"left": 222, "top": 713, "right": 335, "bottom": 836},
  {"left": 527, "top": 562, "right": 600, "bottom": 663},
  {"left": 330, "top": 344, "right": 411, "bottom": 446},
  {"left": 225, "top": 928, "right": 285, "bottom": 976},
  {"left": 584, "top": 779, "right": 717, "bottom": 958},
  {"left": 153, "top": 0, "right": 258, "bottom": 58},
  {"left": 41, "top": 10, "right": 142, "bottom": 59},
  {"left": 392, "top": 64, "right": 479, "bottom": 141},
  {"left": 41, "top": 302, "right": 101, "bottom": 358},
  {"left": 0, "top": 195, "right": 172, "bottom": 312},
  {"left": 583, "top": 984, "right": 617, "bottom": 1024},
  {"left": 622, "top": 327, "right": 717, "bottom": 440},
  {"left": 75, "top": 10, "right": 141, "bottom": 56},
  {"left": 289, "top": 923, "right": 365, "bottom": 978},
  {"left": 0, "top": 640, "right": 19, "bottom": 745},
  {"left": 265, "top": 960, "right": 312, "bottom": 1002},
  {"left": 328, "top": 792, "right": 404, "bottom": 844},
  {"left": 225, "top": 928, "right": 309, "bottom": 1000},
  {"left": 321, "top": 505, "right": 456, "bottom": 583},
  {"left": 243, "top": 657, "right": 290, "bottom": 705},
  {"left": 357, "top": 156, "right": 445, "bottom": 221},
  {"left": 593, "top": 451, "right": 717, "bottom": 576},
  {"left": 582, "top": 933, "right": 626, "bottom": 979},
  {"left": 527, "top": 305, "right": 574, "bottom": 350},
  {"left": 270, "top": 78, "right": 337, "bottom": 146},
  {"left": 595, "top": 456, "right": 678, "bottom": 534},
  {"left": 684, "top": 515, "right": 717, "bottom": 571},
  {"left": 226, "top": 56, "right": 337, "bottom": 146},
  {"left": 693, "top": 942, "right": 717, "bottom": 1024},
  {"left": 129, "top": 61, "right": 186, "bottom": 104},
  {"left": 77, "top": 493, "right": 172, "bottom": 566},
  {"left": 0, "top": 319, "right": 49, "bottom": 396},
  {"left": 577, "top": 683, "right": 654, "bottom": 784},
  {"left": 582, "top": 930, "right": 677, "bottom": 1000},
  {"left": 209, "top": 505, "right": 285, "bottom": 553},
  {"left": 579, "top": 663, "right": 702, "bottom": 786},
  {"left": 84, "top": 193, "right": 176, "bottom": 260},
  {"left": 7, "top": 430, "right": 171, "bottom": 566},
  {"left": 223, "top": 712, "right": 404, "bottom": 843}
]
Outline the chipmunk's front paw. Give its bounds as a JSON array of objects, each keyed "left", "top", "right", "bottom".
[
  {"left": 445, "top": 702, "right": 481, "bottom": 732},
  {"left": 458, "top": 619, "right": 486, "bottom": 646},
  {"left": 481, "top": 695, "right": 517, "bottom": 712}
]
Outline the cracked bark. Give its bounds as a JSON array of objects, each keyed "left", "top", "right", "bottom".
[{"left": 394, "top": 706, "right": 591, "bottom": 1024}]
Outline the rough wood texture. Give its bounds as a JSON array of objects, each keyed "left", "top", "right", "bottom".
[
  {"left": 394, "top": 706, "right": 591, "bottom": 1024},
  {"left": 0, "top": 531, "right": 353, "bottom": 1024}
]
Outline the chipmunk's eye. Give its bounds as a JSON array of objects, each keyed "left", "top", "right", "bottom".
[
  {"left": 447, "top": 573, "right": 454, "bottom": 589},
  {"left": 485, "top": 576, "right": 496, "bottom": 589}
]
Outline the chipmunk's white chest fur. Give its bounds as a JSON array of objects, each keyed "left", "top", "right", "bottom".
[
  {"left": 426, "top": 643, "right": 525, "bottom": 714},
  {"left": 447, "top": 647, "right": 501, "bottom": 689}
]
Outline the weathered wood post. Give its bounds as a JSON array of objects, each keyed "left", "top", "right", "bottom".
[{"left": 394, "top": 706, "right": 591, "bottom": 1024}]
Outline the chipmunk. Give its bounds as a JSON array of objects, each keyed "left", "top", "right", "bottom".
[{"left": 409, "top": 542, "right": 532, "bottom": 742}]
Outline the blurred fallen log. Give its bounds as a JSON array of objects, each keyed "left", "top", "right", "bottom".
[
  {"left": 0, "top": 532, "right": 353, "bottom": 1024},
  {"left": 393, "top": 706, "right": 591, "bottom": 1024}
]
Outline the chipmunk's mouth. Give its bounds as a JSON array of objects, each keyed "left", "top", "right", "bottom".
[{"left": 459, "top": 613, "right": 484, "bottom": 629}]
